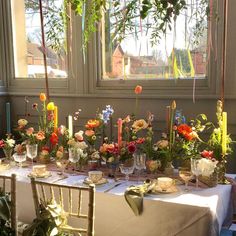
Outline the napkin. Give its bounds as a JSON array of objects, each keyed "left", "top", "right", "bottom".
[{"left": 124, "top": 181, "right": 153, "bottom": 216}]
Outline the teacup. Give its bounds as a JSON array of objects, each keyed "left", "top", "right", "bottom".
[
  {"left": 33, "top": 165, "right": 47, "bottom": 176},
  {"left": 88, "top": 171, "right": 103, "bottom": 183},
  {"left": 157, "top": 177, "right": 174, "bottom": 191}
]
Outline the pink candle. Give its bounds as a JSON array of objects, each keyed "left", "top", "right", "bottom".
[{"left": 117, "top": 118, "right": 123, "bottom": 152}]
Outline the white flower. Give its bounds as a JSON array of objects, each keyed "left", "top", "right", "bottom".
[
  {"left": 75, "top": 141, "right": 88, "bottom": 150},
  {"left": 74, "top": 130, "right": 84, "bottom": 141},
  {"left": 91, "top": 151, "right": 100, "bottom": 160},
  {"left": 198, "top": 158, "right": 218, "bottom": 177},
  {"left": 6, "top": 139, "right": 15, "bottom": 148}
]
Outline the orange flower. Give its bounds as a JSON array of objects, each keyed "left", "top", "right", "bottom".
[
  {"left": 85, "top": 119, "right": 100, "bottom": 129},
  {"left": 134, "top": 85, "right": 142, "bottom": 94},
  {"left": 85, "top": 129, "right": 95, "bottom": 137},
  {"left": 36, "top": 131, "right": 45, "bottom": 141},
  {"left": 39, "top": 93, "right": 46, "bottom": 102}
]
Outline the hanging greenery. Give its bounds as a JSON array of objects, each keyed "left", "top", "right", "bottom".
[{"left": 25, "top": 0, "right": 210, "bottom": 51}]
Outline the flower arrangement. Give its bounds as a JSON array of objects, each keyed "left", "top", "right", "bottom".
[{"left": 0, "top": 135, "right": 15, "bottom": 160}]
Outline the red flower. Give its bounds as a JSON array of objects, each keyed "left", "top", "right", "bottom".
[
  {"left": 201, "top": 150, "right": 214, "bottom": 159},
  {"left": 50, "top": 132, "right": 58, "bottom": 146},
  {"left": 177, "top": 124, "right": 192, "bottom": 135},
  {"left": 136, "top": 138, "right": 145, "bottom": 144},
  {"left": 134, "top": 85, "right": 142, "bottom": 94},
  {"left": 128, "top": 143, "right": 136, "bottom": 153},
  {"left": 42, "top": 146, "right": 50, "bottom": 152}
]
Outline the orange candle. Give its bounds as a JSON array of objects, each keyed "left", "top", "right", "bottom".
[
  {"left": 117, "top": 118, "right": 123, "bottom": 152},
  {"left": 54, "top": 106, "right": 58, "bottom": 132}
]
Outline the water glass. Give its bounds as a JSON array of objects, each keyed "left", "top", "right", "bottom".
[
  {"left": 26, "top": 144, "right": 38, "bottom": 169},
  {"left": 134, "top": 153, "right": 146, "bottom": 183},
  {"left": 179, "top": 167, "right": 193, "bottom": 191},
  {"left": 191, "top": 157, "right": 202, "bottom": 189},
  {"left": 119, "top": 158, "right": 135, "bottom": 183}
]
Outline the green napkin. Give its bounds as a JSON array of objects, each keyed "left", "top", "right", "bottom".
[{"left": 124, "top": 181, "right": 153, "bottom": 216}]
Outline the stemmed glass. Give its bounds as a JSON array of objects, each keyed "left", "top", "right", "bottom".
[
  {"left": 191, "top": 157, "right": 202, "bottom": 189},
  {"left": 134, "top": 153, "right": 146, "bottom": 184},
  {"left": 68, "top": 147, "right": 81, "bottom": 173},
  {"left": 56, "top": 158, "right": 69, "bottom": 177},
  {"left": 13, "top": 152, "right": 26, "bottom": 168},
  {"left": 179, "top": 167, "right": 193, "bottom": 192},
  {"left": 26, "top": 144, "right": 38, "bottom": 169},
  {"left": 119, "top": 158, "right": 135, "bottom": 184}
]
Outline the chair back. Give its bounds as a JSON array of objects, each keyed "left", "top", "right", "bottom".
[
  {"left": 31, "top": 178, "right": 95, "bottom": 236},
  {"left": 0, "top": 174, "right": 17, "bottom": 234}
]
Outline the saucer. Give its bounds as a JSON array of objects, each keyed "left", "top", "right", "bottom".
[
  {"left": 152, "top": 185, "right": 178, "bottom": 194},
  {"left": 83, "top": 177, "right": 108, "bottom": 185},
  {"left": 28, "top": 171, "right": 52, "bottom": 178},
  {"left": 0, "top": 164, "right": 10, "bottom": 171}
]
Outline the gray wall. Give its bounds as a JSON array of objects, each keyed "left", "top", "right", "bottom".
[{"left": 0, "top": 0, "right": 236, "bottom": 173}]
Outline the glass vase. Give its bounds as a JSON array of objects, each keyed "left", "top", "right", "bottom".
[
  {"left": 217, "top": 160, "right": 228, "bottom": 184},
  {"left": 3, "top": 148, "right": 13, "bottom": 162}
]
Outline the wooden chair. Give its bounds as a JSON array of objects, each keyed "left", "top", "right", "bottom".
[
  {"left": 31, "top": 178, "right": 95, "bottom": 236},
  {"left": 0, "top": 174, "right": 17, "bottom": 235}
]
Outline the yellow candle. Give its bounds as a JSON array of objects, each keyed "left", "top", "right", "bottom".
[
  {"left": 222, "top": 112, "right": 227, "bottom": 156},
  {"left": 68, "top": 115, "right": 73, "bottom": 138},
  {"left": 54, "top": 106, "right": 58, "bottom": 132}
]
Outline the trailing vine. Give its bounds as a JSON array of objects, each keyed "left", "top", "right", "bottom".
[{"left": 25, "top": 0, "right": 210, "bottom": 52}]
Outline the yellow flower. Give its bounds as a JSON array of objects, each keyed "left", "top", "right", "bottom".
[
  {"left": 47, "top": 102, "right": 55, "bottom": 111},
  {"left": 132, "top": 119, "right": 148, "bottom": 132},
  {"left": 18, "top": 119, "right": 28, "bottom": 127}
]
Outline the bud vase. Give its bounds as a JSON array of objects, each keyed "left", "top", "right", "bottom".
[
  {"left": 3, "top": 148, "right": 13, "bottom": 162},
  {"left": 164, "top": 161, "right": 174, "bottom": 176}
]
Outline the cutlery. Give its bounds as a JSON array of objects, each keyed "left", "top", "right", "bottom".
[{"left": 104, "top": 182, "right": 125, "bottom": 193}]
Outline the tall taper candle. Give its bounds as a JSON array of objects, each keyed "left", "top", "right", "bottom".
[
  {"left": 222, "top": 112, "right": 227, "bottom": 156},
  {"left": 54, "top": 106, "right": 58, "bottom": 132},
  {"left": 68, "top": 115, "right": 73, "bottom": 138},
  {"left": 117, "top": 118, "right": 123, "bottom": 152},
  {"left": 6, "top": 102, "right": 11, "bottom": 134}
]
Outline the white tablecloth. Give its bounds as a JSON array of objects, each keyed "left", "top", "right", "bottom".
[{"left": 1, "top": 166, "right": 233, "bottom": 236}]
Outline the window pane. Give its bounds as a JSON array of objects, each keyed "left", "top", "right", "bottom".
[
  {"left": 102, "top": 0, "right": 208, "bottom": 80},
  {"left": 11, "top": 0, "right": 68, "bottom": 79}
]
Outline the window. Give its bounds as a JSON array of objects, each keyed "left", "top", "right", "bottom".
[
  {"left": 101, "top": 0, "right": 208, "bottom": 81},
  {"left": 11, "top": 0, "right": 68, "bottom": 79}
]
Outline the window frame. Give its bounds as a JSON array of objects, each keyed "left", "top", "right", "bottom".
[{"left": 3, "top": 0, "right": 85, "bottom": 95}]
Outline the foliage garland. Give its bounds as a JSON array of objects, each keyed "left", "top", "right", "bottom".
[{"left": 25, "top": 0, "right": 210, "bottom": 52}]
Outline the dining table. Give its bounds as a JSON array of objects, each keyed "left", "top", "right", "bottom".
[{"left": 0, "top": 163, "right": 234, "bottom": 236}]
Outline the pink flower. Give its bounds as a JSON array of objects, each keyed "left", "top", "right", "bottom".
[
  {"left": 0, "top": 140, "right": 5, "bottom": 148},
  {"left": 26, "top": 127, "right": 34, "bottom": 135},
  {"left": 36, "top": 131, "right": 45, "bottom": 141}
]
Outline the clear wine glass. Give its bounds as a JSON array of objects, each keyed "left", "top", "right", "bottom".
[
  {"left": 68, "top": 147, "right": 81, "bottom": 172},
  {"left": 26, "top": 144, "right": 38, "bottom": 169},
  {"left": 56, "top": 158, "right": 69, "bottom": 177},
  {"left": 13, "top": 152, "right": 26, "bottom": 168},
  {"left": 119, "top": 158, "right": 135, "bottom": 184},
  {"left": 191, "top": 157, "right": 202, "bottom": 189},
  {"left": 179, "top": 167, "right": 193, "bottom": 192},
  {"left": 134, "top": 153, "right": 146, "bottom": 183}
]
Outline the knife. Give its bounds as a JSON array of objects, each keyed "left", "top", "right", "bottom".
[{"left": 104, "top": 182, "right": 125, "bottom": 193}]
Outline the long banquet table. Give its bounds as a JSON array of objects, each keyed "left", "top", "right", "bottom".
[{"left": 0, "top": 165, "right": 233, "bottom": 236}]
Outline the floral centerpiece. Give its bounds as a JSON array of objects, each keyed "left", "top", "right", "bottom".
[
  {"left": 16, "top": 93, "right": 67, "bottom": 163},
  {"left": 0, "top": 135, "right": 15, "bottom": 161},
  {"left": 204, "top": 100, "right": 233, "bottom": 183}
]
